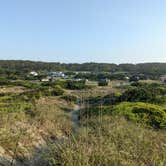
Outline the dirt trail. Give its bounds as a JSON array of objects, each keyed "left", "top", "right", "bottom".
[{"left": 70, "top": 105, "right": 80, "bottom": 127}]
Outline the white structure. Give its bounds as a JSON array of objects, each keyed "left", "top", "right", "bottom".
[
  {"left": 41, "top": 78, "right": 50, "bottom": 82},
  {"left": 125, "top": 76, "right": 129, "bottom": 80},
  {"left": 48, "top": 72, "right": 65, "bottom": 78},
  {"left": 29, "top": 71, "right": 38, "bottom": 76}
]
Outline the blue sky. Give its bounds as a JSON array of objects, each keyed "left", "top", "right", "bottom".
[{"left": 0, "top": 0, "right": 166, "bottom": 63}]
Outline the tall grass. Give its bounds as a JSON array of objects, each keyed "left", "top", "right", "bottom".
[
  {"left": 47, "top": 116, "right": 166, "bottom": 166},
  {"left": 0, "top": 96, "right": 73, "bottom": 164}
]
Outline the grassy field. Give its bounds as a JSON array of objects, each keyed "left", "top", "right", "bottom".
[
  {"left": 0, "top": 84, "right": 74, "bottom": 165},
  {"left": 0, "top": 80, "right": 166, "bottom": 166},
  {"left": 47, "top": 116, "right": 166, "bottom": 166},
  {"left": 45, "top": 81, "right": 166, "bottom": 166}
]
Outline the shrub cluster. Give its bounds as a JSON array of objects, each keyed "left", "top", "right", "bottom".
[{"left": 112, "top": 102, "right": 166, "bottom": 129}]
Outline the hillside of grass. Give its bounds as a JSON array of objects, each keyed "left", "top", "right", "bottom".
[
  {"left": 46, "top": 82, "right": 166, "bottom": 166},
  {"left": 47, "top": 116, "right": 166, "bottom": 166},
  {"left": 0, "top": 79, "right": 166, "bottom": 166}
]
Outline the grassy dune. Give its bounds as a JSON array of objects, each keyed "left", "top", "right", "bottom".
[
  {"left": 0, "top": 81, "right": 166, "bottom": 166},
  {"left": 47, "top": 116, "right": 166, "bottom": 166}
]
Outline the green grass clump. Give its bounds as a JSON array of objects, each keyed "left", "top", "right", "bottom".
[
  {"left": 0, "top": 102, "right": 32, "bottom": 113},
  {"left": 11, "top": 80, "right": 40, "bottom": 89},
  {"left": 112, "top": 102, "right": 166, "bottom": 129},
  {"left": 51, "top": 85, "right": 65, "bottom": 96}
]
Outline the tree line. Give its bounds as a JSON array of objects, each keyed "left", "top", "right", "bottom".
[{"left": 0, "top": 60, "right": 166, "bottom": 78}]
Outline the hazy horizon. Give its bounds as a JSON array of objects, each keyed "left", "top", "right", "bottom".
[
  {"left": 0, "top": 0, "right": 166, "bottom": 63},
  {"left": 1, "top": 59, "right": 166, "bottom": 65}
]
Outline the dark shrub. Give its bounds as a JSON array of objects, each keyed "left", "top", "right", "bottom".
[
  {"left": 121, "top": 87, "right": 155, "bottom": 103},
  {"left": 66, "top": 80, "right": 86, "bottom": 90},
  {"left": 98, "top": 81, "right": 108, "bottom": 86},
  {"left": 61, "top": 95, "right": 78, "bottom": 103}
]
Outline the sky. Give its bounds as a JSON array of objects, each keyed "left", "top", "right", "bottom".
[{"left": 0, "top": 0, "right": 166, "bottom": 64}]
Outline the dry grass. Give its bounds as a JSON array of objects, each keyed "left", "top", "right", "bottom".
[
  {"left": 68, "top": 84, "right": 121, "bottom": 99},
  {"left": 0, "top": 86, "right": 27, "bottom": 94},
  {"left": 0, "top": 96, "right": 73, "bottom": 163},
  {"left": 139, "top": 80, "right": 161, "bottom": 84},
  {"left": 34, "top": 97, "right": 73, "bottom": 139},
  {"left": 47, "top": 116, "right": 166, "bottom": 166},
  {"left": 1, "top": 83, "right": 166, "bottom": 165}
]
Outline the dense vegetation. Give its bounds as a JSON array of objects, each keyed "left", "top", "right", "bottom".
[
  {"left": 47, "top": 117, "right": 166, "bottom": 166},
  {"left": 46, "top": 81, "right": 166, "bottom": 166},
  {"left": 112, "top": 102, "right": 166, "bottom": 129},
  {"left": 0, "top": 62, "right": 166, "bottom": 165},
  {"left": 1, "top": 60, "right": 166, "bottom": 79}
]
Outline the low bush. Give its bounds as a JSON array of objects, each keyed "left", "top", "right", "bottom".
[
  {"left": 51, "top": 85, "right": 64, "bottom": 96},
  {"left": 98, "top": 81, "right": 108, "bottom": 86},
  {"left": 0, "top": 78, "right": 10, "bottom": 85},
  {"left": 61, "top": 94, "right": 78, "bottom": 103},
  {"left": 120, "top": 87, "right": 155, "bottom": 102},
  {"left": 112, "top": 102, "right": 166, "bottom": 129},
  {"left": 66, "top": 80, "right": 87, "bottom": 90},
  {"left": 80, "top": 106, "right": 112, "bottom": 119},
  {"left": 11, "top": 80, "right": 40, "bottom": 89},
  {"left": 87, "top": 93, "right": 121, "bottom": 106}
]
